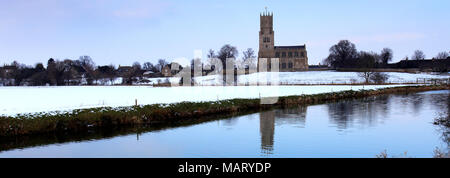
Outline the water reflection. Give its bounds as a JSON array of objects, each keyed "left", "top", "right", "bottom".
[
  {"left": 259, "top": 110, "right": 275, "bottom": 154},
  {"left": 1, "top": 90, "right": 449, "bottom": 157},
  {"left": 431, "top": 92, "right": 450, "bottom": 151},
  {"left": 256, "top": 91, "right": 450, "bottom": 156},
  {"left": 259, "top": 106, "right": 307, "bottom": 155},
  {"left": 326, "top": 95, "right": 390, "bottom": 130},
  {"left": 274, "top": 106, "right": 307, "bottom": 127}
]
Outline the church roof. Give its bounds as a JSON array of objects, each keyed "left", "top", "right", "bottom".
[{"left": 274, "top": 45, "right": 306, "bottom": 49}]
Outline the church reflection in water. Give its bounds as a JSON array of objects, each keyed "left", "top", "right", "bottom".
[
  {"left": 259, "top": 106, "right": 307, "bottom": 155},
  {"left": 257, "top": 92, "right": 450, "bottom": 156}
]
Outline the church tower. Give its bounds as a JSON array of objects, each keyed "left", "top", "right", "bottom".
[
  {"left": 258, "top": 11, "right": 275, "bottom": 59},
  {"left": 257, "top": 10, "right": 308, "bottom": 72}
]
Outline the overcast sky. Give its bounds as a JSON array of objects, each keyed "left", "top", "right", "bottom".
[{"left": 1, "top": 0, "right": 449, "bottom": 66}]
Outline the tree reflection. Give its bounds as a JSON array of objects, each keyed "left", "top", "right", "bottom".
[
  {"left": 434, "top": 94, "right": 450, "bottom": 153},
  {"left": 326, "top": 95, "right": 391, "bottom": 130},
  {"left": 411, "top": 95, "right": 424, "bottom": 115},
  {"left": 274, "top": 106, "right": 307, "bottom": 127},
  {"left": 326, "top": 100, "right": 356, "bottom": 130}
]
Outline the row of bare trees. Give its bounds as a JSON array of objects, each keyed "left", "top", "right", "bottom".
[
  {"left": 0, "top": 56, "right": 110, "bottom": 86},
  {"left": 322, "top": 40, "right": 393, "bottom": 84},
  {"left": 206, "top": 45, "right": 257, "bottom": 70},
  {"left": 323, "top": 40, "right": 449, "bottom": 83},
  {"left": 0, "top": 56, "right": 170, "bottom": 86},
  {"left": 324, "top": 40, "right": 449, "bottom": 69},
  {"left": 1, "top": 45, "right": 257, "bottom": 86},
  {"left": 323, "top": 40, "right": 395, "bottom": 69},
  {"left": 408, "top": 50, "right": 449, "bottom": 61}
]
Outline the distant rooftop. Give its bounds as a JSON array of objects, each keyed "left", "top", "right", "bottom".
[{"left": 274, "top": 45, "right": 306, "bottom": 49}]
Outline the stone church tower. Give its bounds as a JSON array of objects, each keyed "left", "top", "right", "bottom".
[
  {"left": 258, "top": 11, "right": 308, "bottom": 72},
  {"left": 258, "top": 12, "right": 275, "bottom": 59}
]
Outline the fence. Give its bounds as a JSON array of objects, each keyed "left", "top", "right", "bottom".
[{"left": 416, "top": 78, "right": 450, "bottom": 85}]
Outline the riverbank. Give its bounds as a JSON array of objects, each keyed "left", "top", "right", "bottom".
[
  {"left": 0, "top": 85, "right": 448, "bottom": 137},
  {"left": 0, "top": 85, "right": 408, "bottom": 116}
]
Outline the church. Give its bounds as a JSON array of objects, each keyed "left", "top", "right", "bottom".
[{"left": 258, "top": 11, "right": 309, "bottom": 72}]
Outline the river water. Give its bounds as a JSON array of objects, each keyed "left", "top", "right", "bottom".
[{"left": 0, "top": 90, "right": 448, "bottom": 158}]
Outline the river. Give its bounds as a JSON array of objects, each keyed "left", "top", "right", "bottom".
[{"left": 0, "top": 90, "right": 448, "bottom": 158}]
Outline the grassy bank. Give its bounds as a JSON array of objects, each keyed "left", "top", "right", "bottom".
[
  {"left": 0, "top": 85, "right": 448, "bottom": 137},
  {"left": 0, "top": 109, "right": 262, "bottom": 152}
]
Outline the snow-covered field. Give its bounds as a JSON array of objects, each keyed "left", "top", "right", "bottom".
[
  {"left": 139, "top": 71, "right": 449, "bottom": 85},
  {"left": 0, "top": 85, "right": 409, "bottom": 116}
]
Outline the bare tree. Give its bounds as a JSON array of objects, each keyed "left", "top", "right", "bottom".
[
  {"left": 77, "top": 56, "right": 96, "bottom": 85},
  {"left": 370, "top": 72, "right": 389, "bottom": 84},
  {"left": 358, "top": 51, "right": 377, "bottom": 68},
  {"left": 143, "top": 62, "right": 154, "bottom": 70},
  {"left": 206, "top": 49, "right": 217, "bottom": 69},
  {"left": 380, "top": 48, "right": 393, "bottom": 65},
  {"left": 357, "top": 51, "right": 378, "bottom": 83},
  {"left": 217, "top": 44, "right": 238, "bottom": 67},
  {"left": 217, "top": 44, "right": 238, "bottom": 85},
  {"left": 122, "top": 62, "right": 142, "bottom": 85},
  {"left": 62, "top": 59, "right": 75, "bottom": 85},
  {"left": 412, "top": 50, "right": 426, "bottom": 60},
  {"left": 242, "top": 48, "right": 256, "bottom": 69},
  {"left": 107, "top": 64, "right": 116, "bottom": 84},
  {"left": 156, "top": 59, "right": 168, "bottom": 72},
  {"left": 358, "top": 71, "right": 374, "bottom": 84},
  {"left": 242, "top": 48, "right": 256, "bottom": 61},
  {"left": 324, "top": 40, "right": 359, "bottom": 68},
  {"left": 132, "top": 62, "right": 141, "bottom": 70},
  {"left": 435, "top": 52, "right": 449, "bottom": 59},
  {"left": 46, "top": 58, "right": 57, "bottom": 85},
  {"left": 207, "top": 49, "right": 216, "bottom": 59}
]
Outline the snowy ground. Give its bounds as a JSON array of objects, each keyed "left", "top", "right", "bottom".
[
  {"left": 138, "top": 71, "right": 449, "bottom": 85},
  {"left": 0, "top": 85, "right": 409, "bottom": 116}
]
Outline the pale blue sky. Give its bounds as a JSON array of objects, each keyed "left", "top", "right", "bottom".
[{"left": 0, "top": 0, "right": 449, "bottom": 66}]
